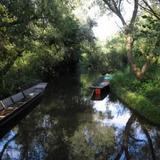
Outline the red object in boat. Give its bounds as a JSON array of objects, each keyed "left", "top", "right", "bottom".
[{"left": 95, "top": 88, "right": 101, "bottom": 95}]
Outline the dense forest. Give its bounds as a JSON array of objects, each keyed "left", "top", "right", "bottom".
[
  {"left": 0, "top": 0, "right": 160, "bottom": 120},
  {"left": 0, "top": 0, "right": 96, "bottom": 97}
]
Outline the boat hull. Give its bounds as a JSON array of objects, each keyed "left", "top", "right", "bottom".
[
  {"left": 91, "top": 85, "right": 110, "bottom": 100},
  {"left": 0, "top": 83, "right": 47, "bottom": 138},
  {"left": 0, "top": 93, "right": 43, "bottom": 138}
]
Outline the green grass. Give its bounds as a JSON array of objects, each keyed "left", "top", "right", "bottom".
[{"left": 111, "top": 69, "right": 160, "bottom": 125}]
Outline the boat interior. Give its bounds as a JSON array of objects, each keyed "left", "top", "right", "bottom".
[{"left": 0, "top": 83, "right": 47, "bottom": 119}]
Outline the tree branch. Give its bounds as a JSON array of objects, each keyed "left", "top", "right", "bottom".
[
  {"left": 103, "top": 0, "right": 117, "bottom": 13},
  {"left": 112, "top": 0, "right": 126, "bottom": 25},
  {"left": 129, "top": 0, "right": 139, "bottom": 28},
  {"left": 141, "top": 0, "right": 160, "bottom": 20},
  {"left": 138, "top": 3, "right": 155, "bottom": 16},
  {"left": 102, "top": 0, "right": 126, "bottom": 26},
  {"left": 118, "top": 0, "right": 123, "bottom": 10}
]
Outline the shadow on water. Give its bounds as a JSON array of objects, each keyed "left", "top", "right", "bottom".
[{"left": 0, "top": 73, "right": 160, "bottom": 160}]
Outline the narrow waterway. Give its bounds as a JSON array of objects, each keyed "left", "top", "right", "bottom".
[{"left": 0, "top": 74, "right": 160, "bottom": 160}]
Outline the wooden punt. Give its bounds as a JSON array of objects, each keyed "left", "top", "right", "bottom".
[
  {"left": 90, "top": 75, "right": 111, "bottom": 100},
  {"left": 0, "top": 82, "right": 47, "bottom": 137}
]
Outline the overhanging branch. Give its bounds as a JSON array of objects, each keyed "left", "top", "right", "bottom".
[{"left": 141, "top": 0, "right": 160, "bottom": 20}]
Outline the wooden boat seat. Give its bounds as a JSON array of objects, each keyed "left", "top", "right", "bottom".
[
  {"left": 11, "top": 92, "right": 25, "bottom": 103},
  {"left": 0, "top": 101, "right": 5, "bottom": 111},
  {"left": 1, "top": 98, "right": 14, "bottom": 108},
  {"left": 1, "top": 98, "right": 17, "bottom": 111},
  {"left": 0, "top": 85, "right": 43, "bottom": 111},
  {"left": 23, "top": 87, "right": 35, "bottom": 97}
]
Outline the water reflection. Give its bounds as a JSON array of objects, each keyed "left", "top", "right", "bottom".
[
  {"left": 92, "top": 96, "right": 131, "bottom": 129},
  {"left": 0, "top": 74, "right": 160, "bottom": 160}
]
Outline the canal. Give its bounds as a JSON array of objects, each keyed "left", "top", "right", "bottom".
[{"left": 0, "top": 74, "right": 160, "bottom": 160}]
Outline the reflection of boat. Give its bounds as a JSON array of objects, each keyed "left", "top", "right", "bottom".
[
  {"left": 0, "top": 83, "right": 47, "bottom": 137},
  {"left": 90, "top": 74, "right": 111, "bottom": 100}
]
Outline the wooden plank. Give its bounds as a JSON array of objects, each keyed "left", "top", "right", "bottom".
[
  {"left": 2, "top": 98, "right": 13, "bottom": 108},
  {"left": 11, "top": 92, "right": 25, "bottom": 103}
]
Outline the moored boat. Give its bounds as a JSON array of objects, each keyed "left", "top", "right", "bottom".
[
  {"left": 90, "top": 74, "right": 112, "bottom": 100},
  {"left": 0, "top": 82, "right": 47, "bottom": 137}
]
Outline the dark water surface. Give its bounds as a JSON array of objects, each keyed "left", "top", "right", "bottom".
[{"left": 0, "top": 74, "right": 160, "bottom": 160}]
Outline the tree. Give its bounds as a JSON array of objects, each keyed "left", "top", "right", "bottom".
[
  {"left": 99, "top": 0, "right": 159, "bottom": 80},
  {"left": 0, "top": 0, "right": 95, "bottom": 78},
  {"left": 0, "top": 0, "right": 36, "bottom": 76}
]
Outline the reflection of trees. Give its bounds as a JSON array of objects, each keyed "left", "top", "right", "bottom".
[
  {"left": 0, "top": 133, "right": 18, "bottom": 160},
  {"left": 115, "top": 113, "right": 158, "bottom": 160},
  {"left": 153, "top": 129, "right": 160, "bottom": 158},
  {"left": 129, "top": 134, "right": 145, "bottom": 142},
  {"left": 18, "top": 100, "right": 159, "bottom": 160},
  {"left": 14, "top": 74, "right": 93, "bottom": 159},
  {"left": 115, "top": 114, "right": 136, "bottom": 160},
  {"left": 1, "top": 74, "right": 160, "bottom": 160},
  {"left": 70, "top": 123, "right": 115, "bottom": 160},
  {"left": 142, "top": 125, "right": 156, "bottom": 160}
]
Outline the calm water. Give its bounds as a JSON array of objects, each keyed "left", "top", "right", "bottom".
[{"left": 0, "top": 74, "right": 160, "bottom": 160}]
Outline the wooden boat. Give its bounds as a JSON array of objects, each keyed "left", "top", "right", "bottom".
[
  {"left": 90, "top": 75, "right": 111, "bottom": 100},
  {"left": 0, "top": 82, "right": 47, "bottom": 137},
  {"left": 91, "top": 91, "right": 109, "bottom": 100}
]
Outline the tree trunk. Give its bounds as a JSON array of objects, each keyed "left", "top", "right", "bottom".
[
  {"left": 125, "top": 33, "right": 150, "bottom": 80},
  {"left": 102, "top": 0, "right": 151, "bottom": 80}
]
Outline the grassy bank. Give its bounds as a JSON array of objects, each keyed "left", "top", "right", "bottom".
[{"left": 111, "top": 69, "right": 160, "bottom": 125}]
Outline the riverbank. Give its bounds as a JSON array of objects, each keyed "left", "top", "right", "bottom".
[{"left": 110, "top": 70, "right": 160, "bottom": 125}]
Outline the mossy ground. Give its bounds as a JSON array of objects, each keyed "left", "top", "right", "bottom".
[{"left": 111, "top": 69, "right": 160, "bottom": 125}]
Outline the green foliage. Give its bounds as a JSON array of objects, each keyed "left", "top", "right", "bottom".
[
  {"left": 0, "top": 0, "right": 96, "bottom": 96},
  {"left": 81, "top": 34, "right": 127, "bottom": 73},
  {"left": 0, "top": 4, "right": 17, "bottom": 75},
  {"left": 103, "top": 34, "right": 127, "bottom": 72},
  {"left": 134, "top": 14, "right": 160, "bottom": 65}
]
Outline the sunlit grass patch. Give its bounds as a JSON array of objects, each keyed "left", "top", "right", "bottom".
[{"left": 111, "top": 69, "right": 160, "bottom": 124}]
